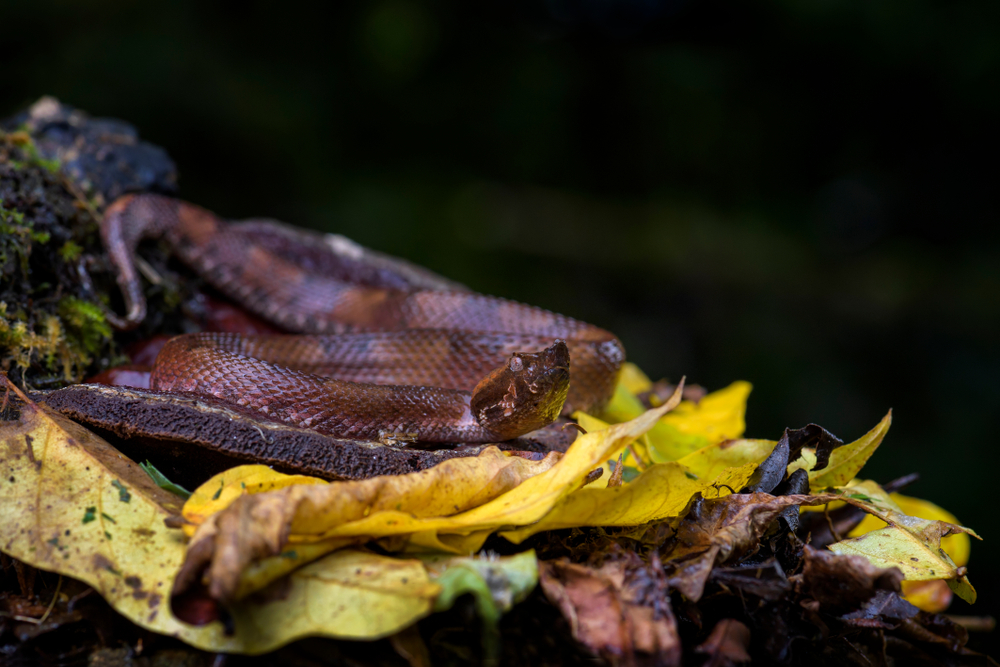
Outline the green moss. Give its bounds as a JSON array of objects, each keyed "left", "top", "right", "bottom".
[
  {"left": 58, "top": 296, "right": 112, "bottom": 358},
  {"left": 58, "top": 240, "right": 83, "bottom": 262},
  {"left": 0, "top": 197, "right": 51, "bottom": 281},
  {"left": 2, "top": 130, "right": 60, "bottom": 174}
]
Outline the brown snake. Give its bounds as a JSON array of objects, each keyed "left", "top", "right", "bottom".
[{"left": 101, "top": 194, "right": 625, "bottom": 443}]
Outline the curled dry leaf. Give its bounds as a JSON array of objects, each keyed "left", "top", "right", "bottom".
[
  {"left": 176, "top": 449, "right": 560, "bottom": 606},
  {"left": 174, "top": 388, "right": 684, "bottom": 607},
  {"left": 539, "top": 558, "right": 681, "bottom": 667},
  {"left": 788, "top": 411, "right": 893, "bottom": 490},
  {"left": 663, "top": 493, "right": 844, "bottom": 602}
]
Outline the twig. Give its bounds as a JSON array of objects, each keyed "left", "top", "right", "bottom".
[
  {"left": 944, "top": 615, "right": 996, "bottom": 632},
  {"left": 823, "top": 503, "right": 842, "bottom": 542},
  {"left": 38, "top": 575, "right": 62, "bottom": 625}
]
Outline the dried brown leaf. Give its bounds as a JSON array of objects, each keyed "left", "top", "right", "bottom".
[
  {"left": 694, "top": 619, "right": 752, "bottom": 666},
  {"left": 539, "top": 559, "right": 681, "bottom": 667}
]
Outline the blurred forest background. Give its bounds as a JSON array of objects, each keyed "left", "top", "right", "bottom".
[{"left": 3, "top": 0, "right": 998, "bottom": 650}]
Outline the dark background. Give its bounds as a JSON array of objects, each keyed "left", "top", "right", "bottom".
[{"left": 3, "top": 0, "right": 998, "bottom": 652}]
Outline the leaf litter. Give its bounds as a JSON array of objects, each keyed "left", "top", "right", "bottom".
[{"left": 0, "top": 363, "right": 993, "bottom": 665}]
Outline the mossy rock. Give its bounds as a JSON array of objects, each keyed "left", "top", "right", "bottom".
[{"left": 0, "top": 98, "right": 186, "bottom": 388}]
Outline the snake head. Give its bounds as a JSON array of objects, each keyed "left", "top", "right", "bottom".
[{"left": 469, "top": 340, "right": 571, "bottom": 440}]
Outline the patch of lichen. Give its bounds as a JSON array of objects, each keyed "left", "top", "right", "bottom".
[{"left": 0, "top": 131, "right": 124, "bottom": 387}]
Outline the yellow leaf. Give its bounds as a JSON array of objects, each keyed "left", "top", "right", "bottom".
[
  {"left": 0, "top": 383, "right": 239, "bottom": 651},
  {"left": 501, "top": 461, "right": 758, "bottom": 544},
  {"left": 792, "top": 412, "right": 892, "bottom": 489},
  {"left": 646, "top": 381, "right": 752, "bottom": 461},
  {"left": 177, "top": 390, "right": 685, "bottom": 603},
  {"left": 844, "top": 489, "right": 971, "bottom": 613},
  {"left": 228, "top": 549, "right": 440, "bottom": 652},
  {"left": 599, "top": 381, "right": 648, "bottom": 423},
  {"left": 329, "top": 393, "right": 679, "bottom": 540},
  {"left": 500, "top": 435, "right": 778, "bottom": 545},
  {"left": 0, "top": 381, "right": 448, "bottom": 654},
  {"left": 676, "top": 438, "right": 777, "bottom": 481},
  {"left": 662, "top": 381, "right": 752, "bottom": 441},
  {"left": 182, "top": 447, "right": 559, "bottom": 539},
  {"left": 828, "top": 498, "right": 980, "bottom": 604},
  {"left": 589, "top": 380, "right": 752, "bottom": 463},
  {"left": 184, "top": 465, "right": 328, "bottom": 531},
  {"left": 848, "top": 493, "right": 970, "bottom": 567},
  {"left": 900, "top": 580, "right": 955, "bottom": 614},
  {"left": 618, "top": 362, "right": 654, "bottom": 395}
]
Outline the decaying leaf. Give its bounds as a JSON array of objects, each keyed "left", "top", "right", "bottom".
[
  {"left": 174, "top": 388, "right": 684, "bottom": 606},
  {"left": 799, "top": 544, "right": 903, "bottom": 613},
  {"left": 742, "top": 424, "right": 843, "bottom": 494},
  {"left": 539, "top": 557, "right": 681, "bottom": 667},
  {"left": 694, "top": 619, "right": 751, "bottom": 667},
  {"left": 662, "top": 493, "right": 843, "bottom": 602}
]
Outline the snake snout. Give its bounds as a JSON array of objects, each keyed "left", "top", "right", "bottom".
[{"left": 469, "top": 339, "right": 572, "bottom": 440}]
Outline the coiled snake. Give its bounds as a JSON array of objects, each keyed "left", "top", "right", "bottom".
[{"left": 101, "top": 194, "right": 625, "bottom": 443}]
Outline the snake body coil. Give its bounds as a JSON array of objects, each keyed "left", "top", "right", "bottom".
[{"left": 102, "top": 194, "right": 625, "bottom": 443}]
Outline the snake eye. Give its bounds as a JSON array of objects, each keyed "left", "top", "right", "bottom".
[{"left": 508, "top": 356, "right": 524, "bottom": 372}]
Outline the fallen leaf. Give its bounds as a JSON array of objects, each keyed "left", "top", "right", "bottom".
[
  {"left": 675, "top": 438, "right": 776, "bottom": 481},
  {"left": 617, "top": 362, "right": 654, "bottom": 395},
  {"left": 897, "top": 580, "right": 954, "bottom": 614},
  {"left": 423, "top": 551, "right": 538, "bottom": 664},
  {"left": 225, "top": 548, "right": 440, "bottom": 651},
  {"left": 588, "top": 381, "right": 751, "bottom": 463},
  {"left": 694, "top": 619, "right": 751, "bottom": 666},
  {"left": 788, "top": 412, "right": 892, "bottom": 489},
  {"left": 799, "top": 545, "right": 903, "bottom": 613},
  {"left": 828, "top": 516, "right": 979, "bottom": 603},
  {"left": 500, "top": 461, "right": 758, "bottom": 544},
  {"left": 663, "top": 493, "right": 847, "bottom": 602},
  {"left": 175, "top": 389, "right": 684, "bottom": 605},
  {"left": 0, "top": 376, "right": 237, "bottom": 651},
  {"left": 825, "top": 483, "right": 980, "bottom": 605},
  {"left": 177, "top": 448, "right": 560, "bottom": 604},
  {"left": 539, "top": 557, "right": 681, "bottom": 666},
  {"left": 849, "top": 492, "right": 971, "bottom": 570}
]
